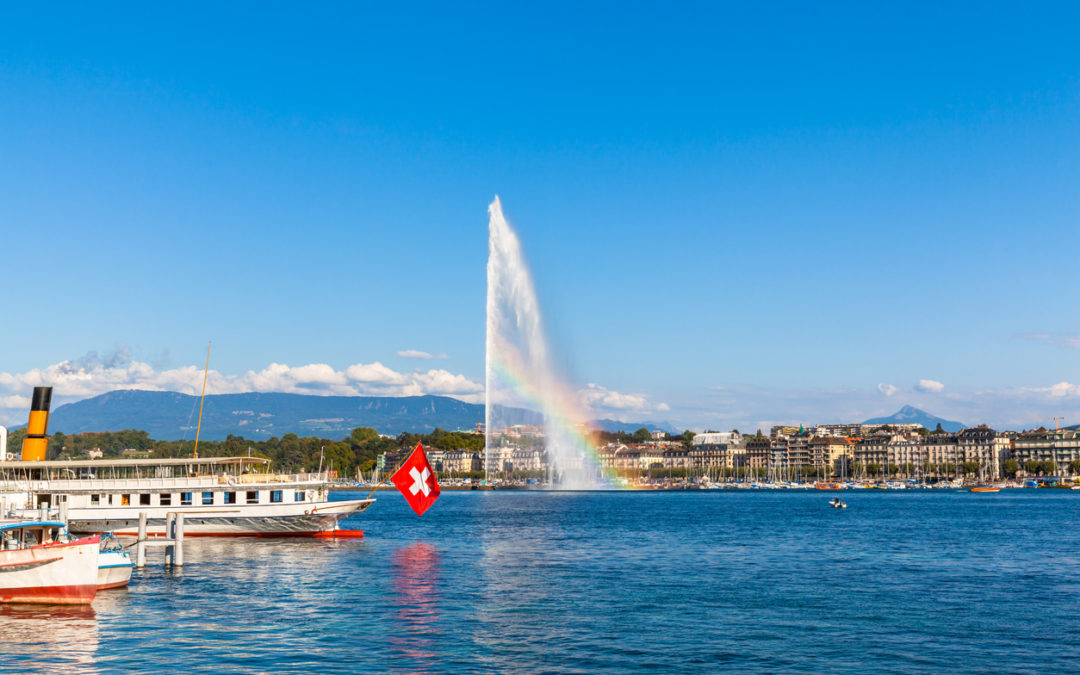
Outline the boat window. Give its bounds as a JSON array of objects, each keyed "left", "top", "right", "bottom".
[
  {"left": 246, "top": 491, "right": 259, "bottom": 504},
  {"left": 181, "top": 492, "right": 193, "bottom": 506},
  {"left": 23, "top": 529, "right": 38, "bottom": 546},
  {"left": 140, "top": 494, "right": 151, "bottom": 506},
  {"left": 294, "top": 491, "right": 304, "bottom": 502},
  {"left": 270, "top": 490, "right": 283, "bottom": 503},
  {"left": 160, "top": 493, "right": 172, "bottom": 506},
  {"left": 202, "top": 491, "right": 214, "bottom": 505},
  {"left": 122, "top": 495, "right": 131, "bottom": 506},
  {"left": 91, "top": 494, "right": 100, "bottom": 505},
  {"left": 224, "top": 492, "right": 237, "bottom": 504}
]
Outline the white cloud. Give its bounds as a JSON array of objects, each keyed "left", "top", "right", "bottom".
[
  {"left": 0, "top": 352, "right": 485, "bottom": 424},
  {"left": 397, "top": 350, "right": 448, "bottom": 360},
  {"left": 915, "top": 379, "right": 945, "bottom": 393},
  {"left": 579, "top": 383, "right": 669, "bottom": 417},
  {"left": 1021, "top": 381, "right": 1080, "bottom": 398},
  {"left": 0, "top": 395, "right": 30, "bottom": 409},
  {"left": 877, "top": 383, "right": 897, "bottom": 397}
]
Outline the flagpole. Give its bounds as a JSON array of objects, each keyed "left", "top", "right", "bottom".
[{"left": 365, "top": 444, "right": 418, "bottom": 500}]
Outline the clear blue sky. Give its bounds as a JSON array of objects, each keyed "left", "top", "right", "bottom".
[{"left": 1, "top": 2, "right": 1078, "bottom": 430}]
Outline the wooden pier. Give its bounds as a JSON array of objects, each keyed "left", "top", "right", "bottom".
[{"left": 134, "top": 511, "right": 185, "bottom": 568}]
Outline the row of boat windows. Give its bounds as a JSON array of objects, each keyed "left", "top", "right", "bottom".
[{"left": 89, "top": 490, "right": 307, "bottom": 507}]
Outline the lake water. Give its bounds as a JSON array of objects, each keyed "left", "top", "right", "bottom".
[{"left": 1, "top": 489, "right": 1078, "bottom": 673}]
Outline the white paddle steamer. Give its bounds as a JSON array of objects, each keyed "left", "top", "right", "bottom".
[{"left": 0, "top": 456, "right": 373, "bottom": 537}]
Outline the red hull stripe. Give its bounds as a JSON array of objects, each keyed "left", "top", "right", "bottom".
[
  {"left": 0, "top": 584, "right": 96, "bottom": 605},
  {"left": 110, "top": 530, "right": 363, "bottom": 539}
]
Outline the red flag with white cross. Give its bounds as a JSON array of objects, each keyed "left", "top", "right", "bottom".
[{"left": 390, "top": 443, "right": 441, "bottom": 516}]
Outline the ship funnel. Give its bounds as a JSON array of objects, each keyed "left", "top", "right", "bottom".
[{"left": 21, "top": 386, "right": 52, "bottom": 461}]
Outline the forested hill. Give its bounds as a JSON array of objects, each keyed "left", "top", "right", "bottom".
[{"left": 46, "top": 390, "right": 530, "bottom": 440}]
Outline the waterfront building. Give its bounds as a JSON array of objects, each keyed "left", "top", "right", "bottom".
[
  {"left": 853, "top": 426, "right": 1007, "bottom": 479},
  {"left": 743, "top": 437, "right": 770, "bottom": 470},
  {"left": 1013, "top": 430, "right": 1080, "bottom": 472},
  {"left": 442, "top": 451, "right": 482, "bottom": 474},
  {"left": 690, "top": 432, "right": 743, "bottom": 469},
  {"left": 662, "top": 446, "right": 690, "bottom": 470},
  {"left": 809, "top": 436, "right": 850, "bottom": 474}
]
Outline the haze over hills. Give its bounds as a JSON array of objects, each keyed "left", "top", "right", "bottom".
[
  {"left": 42, "top": 390, "right": 676, "bottom": 441},
  {"left": 863, "top": 405, "right": 965, "bottom": 433}
]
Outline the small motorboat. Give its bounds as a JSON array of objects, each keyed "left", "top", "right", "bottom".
[
  {"left": 0, "top": 520, "right": 100, "bottom": 604},
  {"left": 829, "top": 497, "right": 847, "bottom": 509},
  {"left": 96, "top": 533, "right": 133, "bottom": 590},
  {"left": 970, "top": 486, "right": 1000, "bottom": 493}
]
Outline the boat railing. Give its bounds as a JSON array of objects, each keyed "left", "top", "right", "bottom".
[{"left": 2, "top": 472, "right": 330, "bottom": 492}]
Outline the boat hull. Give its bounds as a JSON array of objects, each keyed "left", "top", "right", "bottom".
[
  {"left": 69, "top": 499, "right": 373, "bottom": 537},
  {"left": 0, "top": 536, "right": 100, "bottom": 605},
  {"left": 96, "top": 550, "right": 133, "bottom": 590}
]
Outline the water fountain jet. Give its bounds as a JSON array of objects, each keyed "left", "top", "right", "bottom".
[{"left": 484, "top": 197, "right": 609, "bottom": 489}]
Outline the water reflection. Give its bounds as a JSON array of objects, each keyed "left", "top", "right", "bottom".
[
  {"left": 0, "top": 604, "right": 99, "bottom": 673},
  {"left": 390, "top": 543, "right": 442, "bottom": 673}
]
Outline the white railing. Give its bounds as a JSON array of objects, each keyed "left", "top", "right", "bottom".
[{"left": 0, "top": 472, "right": 329, "bottom": 492}]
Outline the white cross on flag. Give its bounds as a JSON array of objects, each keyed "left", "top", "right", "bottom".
[{"left": 390, "top": 442, "right": 441, "bottom": 516}]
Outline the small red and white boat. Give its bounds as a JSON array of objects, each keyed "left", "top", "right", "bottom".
[{"left": 0, "top": 521, "right": 100, "bottom": 604}]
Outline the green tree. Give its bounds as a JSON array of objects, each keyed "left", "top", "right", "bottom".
[
  {"left": 934, "top": 423, "right": 945, "bottom": 433},
  {"left": 1025, "top": 459, "right": 1041, "bottom": 475},
  {"left": 961, "top": 461, "right": 980, "bottom": 477},
  {"left": 1002, "top": 459, "right": 1019, "bottom": 477},
  {"left": 633, "top": 427, "right": 651, "bottom": 443},
  {"left": 1069, "top": 460, "right": 1080, "bottom": 476},
  {"left": 1043, "top": 460, "right": 1059, "bottom": 476}
]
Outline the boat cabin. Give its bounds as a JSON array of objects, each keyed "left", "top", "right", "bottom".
[{"left": 0, "top": 521, "right": 69, "bottom": 550}]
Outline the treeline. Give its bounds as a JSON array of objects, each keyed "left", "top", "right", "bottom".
[
  {"left": 594, "top": 428, "right": 696, "bottom": 446},
  {"left": 5, "top": 426, "right": 485, "bottom": 477}
]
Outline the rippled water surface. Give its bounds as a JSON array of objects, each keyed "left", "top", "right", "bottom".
[{"left": 2, "top": 489, "right": 1079, "bottom": 673}]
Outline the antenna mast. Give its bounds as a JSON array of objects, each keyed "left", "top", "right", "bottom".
[{"left": 193, "top": 341, "right": 211, "bottom": 459}]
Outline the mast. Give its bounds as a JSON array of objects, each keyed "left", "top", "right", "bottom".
[{"left": 193, "top": 341, "right": 211, "bottom": 460}]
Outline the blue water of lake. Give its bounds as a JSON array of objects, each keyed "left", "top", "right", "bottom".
[{"left": 1, "top": 489, "right": 1078, "bottom": 673}]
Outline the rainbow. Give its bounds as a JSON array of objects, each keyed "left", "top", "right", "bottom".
[{"left": 487, "top": 336, "right": 624, "bottom": 488}]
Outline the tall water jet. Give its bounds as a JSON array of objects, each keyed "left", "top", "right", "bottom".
[{"left": 485, "top": 197, "right": 609, "bottom": 489}]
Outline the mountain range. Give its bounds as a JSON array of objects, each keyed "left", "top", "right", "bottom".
[
  {"left": 38, "top": 390, "right": 676, "bottom": 441},
  {"left": 863, "top": 405, "right": 965, "bottom": 432}
]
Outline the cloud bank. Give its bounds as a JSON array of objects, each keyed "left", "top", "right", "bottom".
[
  {"left": 0, "top": 352, "right": 485, "bottom": 425},
  {"left": 0, "top": 351, "right": 672, "bottom": 426}
]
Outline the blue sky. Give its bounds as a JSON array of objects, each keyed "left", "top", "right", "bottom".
[{"left": 1, "top": 3, "right": 1078, "bottom": 431}]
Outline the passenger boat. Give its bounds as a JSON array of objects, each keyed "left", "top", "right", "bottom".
[
  {"left": 0, "top": 521, "right": 100, "bottom": 604},
  {"left": 96, "top": 533, "right": 133, "bottom": 590},
  {"left": 0, "top": 456, "right": 374, "bottom": 537}
]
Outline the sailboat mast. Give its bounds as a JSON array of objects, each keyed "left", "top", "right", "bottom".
[{"left": 193, "top": 340, "right": 211, "bottom": 460}]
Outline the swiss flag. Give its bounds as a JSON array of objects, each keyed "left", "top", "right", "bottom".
[{"left": 390, "top": 443, "right": 441, "bottom": 516}]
